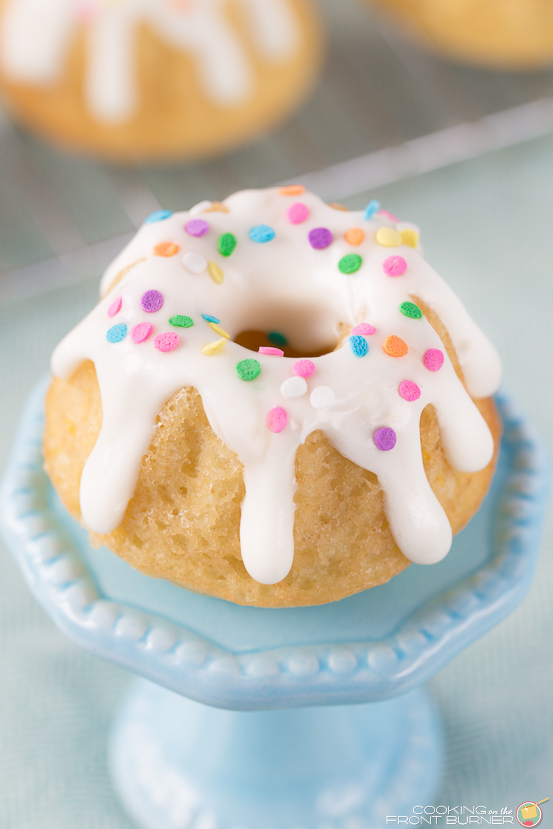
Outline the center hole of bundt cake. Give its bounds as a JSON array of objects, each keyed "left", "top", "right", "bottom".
[{"left": 232, "top": 300, "right": 344, "bottom": 358}]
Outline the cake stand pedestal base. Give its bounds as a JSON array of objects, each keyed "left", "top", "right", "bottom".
[{"left": 110, "top": 678, "right": 443, "bottom": 829}]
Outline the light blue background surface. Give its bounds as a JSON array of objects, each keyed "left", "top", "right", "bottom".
[{"left": 1, "top": 135, "right": 553, "bottom": 825}]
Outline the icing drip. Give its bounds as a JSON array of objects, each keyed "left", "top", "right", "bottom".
[
  {"left": 0, "top": 0, "right": 300, "bottom": 122},
  {"left": 51, "top": 188, "right": 501, "bottom": 585}
]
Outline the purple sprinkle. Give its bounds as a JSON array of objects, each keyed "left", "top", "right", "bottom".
[
  {"left": 141, "top": 289, "right": 164, "bottom": 313},
  {"left": 308, "top": 227, "right": 333, "bottom": 250},
  {"left": 374, "top": 427, "right": 397, "bottom": 452},
  {"left": 185, "top": 219, "right": 209, "bottom": 238}
]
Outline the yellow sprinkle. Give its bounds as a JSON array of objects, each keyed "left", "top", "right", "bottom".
[
  {"left": 375, "top": 227, "right": 402, "bottom": 247},
  {"left": 328, "top": 202, "right": 349, "bottom": 212},
  {"left": 202, "top": 338, "right": 227, "bottom": 355},
  {"left": 401, "top": 228, "right": 419, "bottom": 248},
  {"left": 204, "top": 202, "right": 229, "bottom": 213},
  {"left": 209, "top": 322, "right": 230, "bottom": 339},
  {"left": 208, "top": 261, "right": 224, "bottom": 284}
]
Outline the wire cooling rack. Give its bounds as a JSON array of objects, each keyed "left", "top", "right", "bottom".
[{"left": 2, "top": 0, "right": 553, "bottom": 305}]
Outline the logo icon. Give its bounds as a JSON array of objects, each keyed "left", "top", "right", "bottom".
[{"left": 517, "top": 800, "right": 549, "bottom": 827}]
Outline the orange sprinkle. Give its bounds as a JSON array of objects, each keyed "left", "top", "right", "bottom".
[
  {"left": 279, "top": 184, "right": 305, "bottom": 196},
  {"left": 154, "top": 242, "right": 179, "bottom": 258},
  {"left": 204, "top": 202, "right": 230, "bottom": 213},
  {"left": 383, "top": 335, "right": 408, "bottom": 358},
  {"left": 345, "top": 227, "right": 365, "bottom": 246},
  {"left": 329, "top": 202, "right": 349, "bottom": 212}
]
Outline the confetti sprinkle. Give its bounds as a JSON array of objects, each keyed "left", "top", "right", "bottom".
[
  {"left": 259, "top": 347, "right": 284, "bottom": 356},
  {"left": 287, "top": 202, "right": 309, "bottom": 224},
  {"left": 383, "top": 335, "right": 408, "bottom": 358},
  {"left": 249, "top": 225, "right": 276, "bottom": 243},
  {"left": 182, "top": 252, "right": 207, "bottom": 273},
  {"left": 345, "top": 227, "right": 364, "bottom": 246},
  {"left": 338, "top": 253, "right": 362, "bottom": 274},
  {"left": 141, "top": 290, "right": 163, "bottom": 313},
  {"left": 267, "top": 406, "right": 288, "bottom": 433},
  {"left": 364, "top": 200, "right": 380, "bottom": 220},
  {"left": 308, "top": 227, "right": 333, "bottom": 250},
  {"left": 424, "top": 349, "right": 444, "bottom": 371},
  {"left": 144, "top": 209, "right": 172, "bottom": 224},
  {"left": 376, "top": 227, "right": 402, "bottom": 247},
  {"left": 400, "top": 301, "right": 423, "bottom": 319},
  {"left": 202, "top": 314, "right": 220, "bottom": 323},
  {"left": 169, "top": 315, "right": 194, "bottom": 328},
  {"left": 218, "top": 233, "right": 237, "bottom": 257},
  {"left": 154, "top": 332, "right": 179, "bottom": 353},
  {"left": 310, "top": 386, "right": 335, "bottom": 409},
  {"left": 106, "top": 323, "right": 127, "bottom": 343},
  {"left": 279, "top": 184, "right": 305, "bottom": 196},
  {"left": 268, "top": 331, "right": 288, "bottom": 347},
  {"left": 154, "top": 242, "right": 179, "bottom": 258},
  {"left": 203, "top": 339, "right": 227, "bottom": 355},
  {"left": 401, "top": 229, "right": 419, "bottom": 248},
  {"left": 189, "top": 200, "right": 212, "bottom": 215},
  {"left": 292, "top": 359, "right": 315, "bottom": 378},
  {"left": 209, "top": 322, "right": 230, "bottom": 338},
  {"left": 236, "top": 359, "right": 261, "bottom": 381},
  {"left": 329, "top": 202, "right": 348, "bottom": 212},
  {"left": 351, "top": 323, "right": 376, "bottom": 336},
  {"left": 383, "top": 256, "right": 407, "bottom": 277},
  {"left": 374, "top": 427, "right": 397, "bottom": 451},
  {"left": 399, "top": 380, "right": 421, "bottom": 402},
  {"left": 208, "top": 261, "right": 224, "bottom": 284},
  {"left": 281, "top": 376, "right": 307, "bottom": 398},
  {"left": 131, "top": 322, "right": 153, "bottom": 343},
  {"left": 184, "top": 218, "right": 209, "bottom": 237},
  {"left": 379, "top": 209, "right": 399, "bottom": 222},
  {"left": 205, "top": 202, "right": 229, "bottom": 213},
  {"left": 107, "top": 296, "right": 122, "bottom": 318},
  {"left": 349, "top": 335, "right": 369, "bottom": 357}
]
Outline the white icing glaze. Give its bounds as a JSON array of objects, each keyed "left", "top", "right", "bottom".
[
  {"left": 0, "top": 0, "right": 300, "bottom": 122},
  {"left": 51, "top": 188, "right": 501, "bottom": 584}
]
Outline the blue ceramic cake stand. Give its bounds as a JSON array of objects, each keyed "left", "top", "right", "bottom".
[{"left": 1, "top": 380, "right": 550, "bottom": 829}]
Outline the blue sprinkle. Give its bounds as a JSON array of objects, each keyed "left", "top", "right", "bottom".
[
  {"left": 144, "top": 209, "right": 173, "bottom": 224},
  {"left": 363, "top": 200, "right": 380, "bottom": 221},
  {"left": 106, "top": 323, "right": 128, "bottom": 343},
  {"left": 202, "top": 314, "right": 220, "bottom": 324},
  {"left": 268, "top": 331, "right": 288, "bottom": 347},
  {"left": 349, "top": 335, "right": 368, "bottom": 357},
  {"left": 249, "top": 224, "right": 276, "bottom": 243}
]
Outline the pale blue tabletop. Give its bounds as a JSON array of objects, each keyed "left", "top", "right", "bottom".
[{"left": 1, "top": 4, "right": 553, "bottom": 826}]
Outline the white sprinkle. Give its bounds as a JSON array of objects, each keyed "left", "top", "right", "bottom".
[
  {"left": 281, "top": 376, "right": 308, "bottom": 399},
  {"left": 310, "top": 386, "right": 335, "bottom": 409},
  {"left": 189, "top": 200, "right": 212, "bottom": 215},
  {"left": 182, "top": 252, "right": 207, "bottom": 274}
]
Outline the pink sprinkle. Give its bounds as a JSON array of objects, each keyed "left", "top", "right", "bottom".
[
  {"left": 292, "top": 359, "right": 315, "bottom": 378},
  {"left": 287, "top": 202, "right": 309, "bottom": 224},
  {"left": 131, "top": 322, "right": 153, "bottom": 344},
  {"left": 378, "top": 209, "right": 399, "bottom": 222},
  {"left": 107, "top": 296, "right": 122, "bottom": 318},
  {"left": 424, "top": 349, "right": 444, "bottom": 372},
  {"left": 399, "top": 380, "right": 421, "bottom": 402},
  {"left": 351, "top": 323, "right": 376, "bottom": 336},
  {"left": 383, "top": 256, "right": 407, "bottom": 277},
  {"left": 259, "top": 347, "right": 284, "bottom": 356},
  {"left": 266, "top": 406, "right": 288, "bottom": 433},
  {"left": 154, "top": 332, "right": 179, "bottom": 353}
]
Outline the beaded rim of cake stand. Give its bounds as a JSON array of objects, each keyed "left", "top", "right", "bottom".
[{"left": 0, "top": 378, "right": 549, "bottom": 710}]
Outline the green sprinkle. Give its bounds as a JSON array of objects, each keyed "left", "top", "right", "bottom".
[
  {"left": 218, "top": 233, "right": 237, "bottom": 257},
  {"left": 169, "top": 315, "right": 194, "bottom": 328},
  {"left": 236, "top": 359, "right": 261, "bottom": 381},
  {"left": 400, "top": 301, "right": 423, "bottom": 319},
  {"left": 268, "top": 331, "right": 288, "bottom": 347},
  {"left": 338, "top": 254, "right": 362, "bottom": 274}
]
